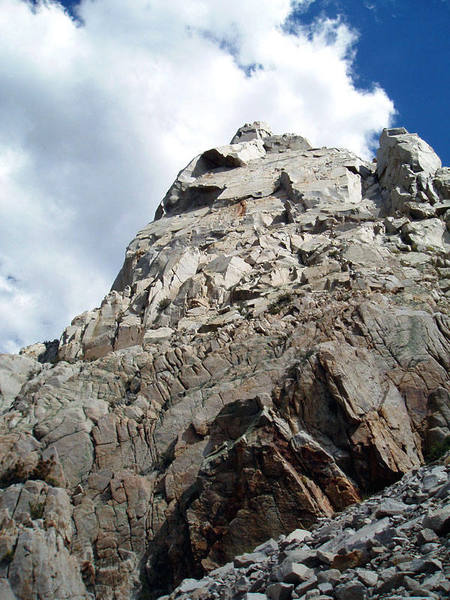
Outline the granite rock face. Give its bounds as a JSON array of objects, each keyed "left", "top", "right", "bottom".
[{"left": 1, "top": 123, "right": 449, "bottom": 599}]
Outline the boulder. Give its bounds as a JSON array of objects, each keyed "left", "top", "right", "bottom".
[{"left": 422, "top": 506, "right": 450, "bottom": 535}]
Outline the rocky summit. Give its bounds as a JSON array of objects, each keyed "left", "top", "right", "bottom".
[{"left": 0, "top": 122, "right": 449, "bottom": 600}]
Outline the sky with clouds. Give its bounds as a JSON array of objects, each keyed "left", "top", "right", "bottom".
[{"left": 0, "top": 0, "right": 447, "bottom": 353}]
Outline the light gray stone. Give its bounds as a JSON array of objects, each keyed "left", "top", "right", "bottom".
[
  {"left": 417, "top": 529, "right": 438, "bottom": 545},
  {"left": 423, "top": 506, "right": 450, "bottom": 535},
  {"left": 177, "top": 578, "right": 209, "bottom": 593},
  {"left": 230, "top": 121, "right": 273, "bottom": 144},
  {"left": 294, "top": 575, "right": 318, "bottom": 595},
  {"left": 0, "top": 354, "right": 41, "bottom": 412},
  {"left": 335, "top": 581, "right": 367, "bottom": 600},
  {"left": 203, "top": 139, "right": 266, "bottom": 167},
  {"left": 356, "top": 568, "right": 378, "bottom": 587},
  {"left": 234, "top": 552, "right": 268, "bottom": 567},
  {"left": 0, "top": 122, "right": 449, "bottom": 600},
  {"left": 374, "top": 499, "right": 408, "bottom": 518},
  {"left": 0, "top": 579, "right": 17, "bottom": 600},
  {"left": 253, "top": 538, "right": 279, "bottom": 555},
  {"left": 279, "top": 561, "right": 314, "bottom": 584},
  {"left": 267, "top": 582, "right": 294, "bottom": 600},
  {"left": 402, "top": 218, "right": 448, "bottom": 252},
  {"left": 316, "top": 569, "right": 341, "bottom": 584},
  {"left": 283, "top": 529, "right": 313, "bottom": 545}
]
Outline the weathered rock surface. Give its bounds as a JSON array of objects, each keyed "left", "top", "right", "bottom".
[
  {"left": 1, "top": 122, "right": 449, "bottom": 599},
  {"left": 160, "top": 457, "right": 450, "bottom": 600}
]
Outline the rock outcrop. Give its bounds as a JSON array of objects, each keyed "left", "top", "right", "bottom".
[
  {"left": 1, "top": 122, "right": 449, "bottom": 599},
  {"left": 161, "top": 457, "right": 450, "bottom": 600}
]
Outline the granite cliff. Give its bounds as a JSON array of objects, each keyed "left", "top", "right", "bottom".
[{"left": 0, "top": 123, "right": 449, "bottom": 599}]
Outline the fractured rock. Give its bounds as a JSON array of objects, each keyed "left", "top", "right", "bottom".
[{"left": 0, "top": 123, "right": 449, "bottom": 600}]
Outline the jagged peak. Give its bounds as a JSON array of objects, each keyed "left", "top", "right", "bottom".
[
  {"left": 230, "top": 121, "right": 273, "bottom": 143},
  {"left": 155, "top": 125, "right": 313, "bottom": 220}
]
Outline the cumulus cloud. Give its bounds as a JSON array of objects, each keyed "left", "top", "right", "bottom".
[{"left": 0, "top": 0, "right": 394, "bottom": 352}]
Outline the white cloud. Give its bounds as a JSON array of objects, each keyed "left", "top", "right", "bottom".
[{"left": 0, "top": 0, "right": 394, "bottom": 352}]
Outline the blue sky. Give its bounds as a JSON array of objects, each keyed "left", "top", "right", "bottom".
[
  {"left": 293, "top": 0, "right": 450, "bottom": 163},
  {"left": 0, "top": 0, "right": 447, "bottom": 352}
]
